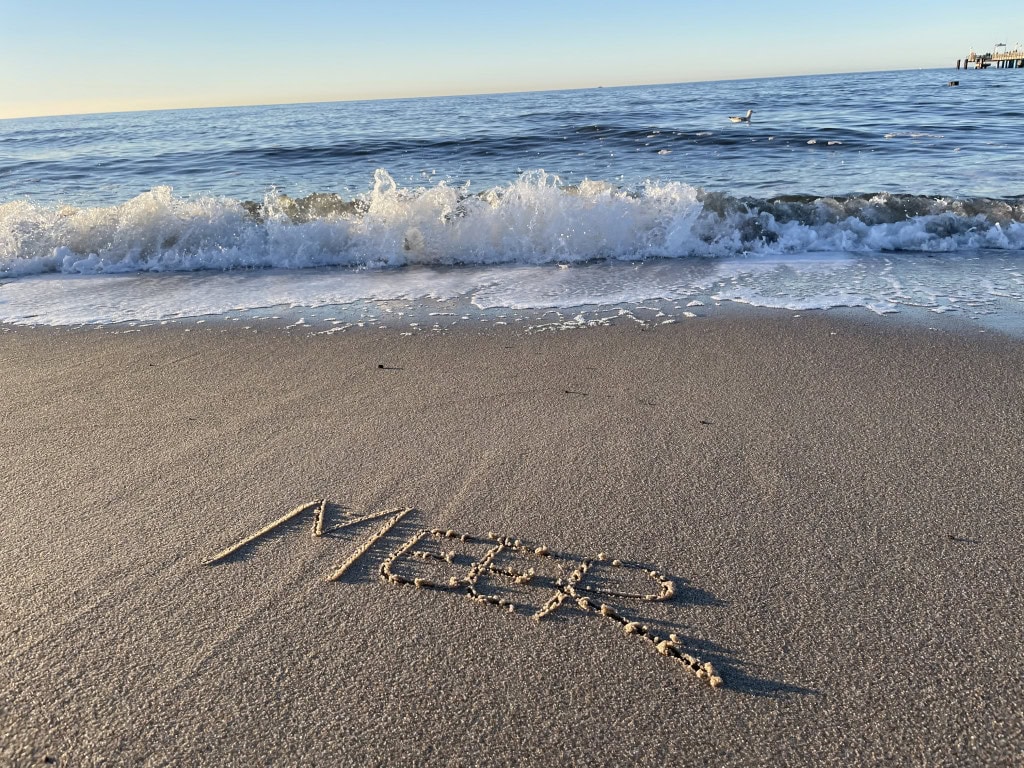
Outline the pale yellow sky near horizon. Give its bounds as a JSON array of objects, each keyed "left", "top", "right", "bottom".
[{"left": 2, "top": 0, "right": 1018, "bottom": 120}]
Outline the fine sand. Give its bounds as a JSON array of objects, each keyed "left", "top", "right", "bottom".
[{"left": 1, "top": 313, "right": 1022, "bottom": 766}]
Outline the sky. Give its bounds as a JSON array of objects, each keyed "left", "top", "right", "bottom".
[{"left": 3, "top": 1, "right": 1023, "bottom": 119}]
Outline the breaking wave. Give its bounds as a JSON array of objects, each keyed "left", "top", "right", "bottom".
[{"left": 3, "top": 170, "right": 1024, "bottom": 277}]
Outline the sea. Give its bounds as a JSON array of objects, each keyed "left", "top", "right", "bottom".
[{"left": 2, "top": 68, "right": 1024, "bottom": 334}]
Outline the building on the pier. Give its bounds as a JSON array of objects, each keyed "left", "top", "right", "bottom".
[{"left": 961, "top": 43, "right": 1024, "bottom": 69}]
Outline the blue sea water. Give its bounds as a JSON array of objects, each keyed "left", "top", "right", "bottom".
[{"left": 2, "top": 68, "right": 1023, "bottom": 331}]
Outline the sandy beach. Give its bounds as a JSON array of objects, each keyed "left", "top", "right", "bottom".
[{"left": 1, "top": 312, "right": 1021, "bottom": 766}]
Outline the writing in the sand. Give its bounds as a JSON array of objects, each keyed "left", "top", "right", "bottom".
[{"left": 204, "top": 500, "right": 723, "bottom": 689}]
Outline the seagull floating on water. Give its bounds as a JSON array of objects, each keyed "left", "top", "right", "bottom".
[{"left": 729, "top": 109, "right": 753, "bottom": 123}]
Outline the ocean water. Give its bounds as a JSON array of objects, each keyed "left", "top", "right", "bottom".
[{"left": 2, "top": 68, "right": 1024, "bottom": 332}]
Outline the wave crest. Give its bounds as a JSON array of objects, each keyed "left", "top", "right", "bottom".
[{"left": 3, "top": 171, "right": 1023, "bottom": 276}]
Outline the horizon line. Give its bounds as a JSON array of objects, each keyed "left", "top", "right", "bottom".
[{"left": 0, "top": 65, "right": 957, "bottom": 122}]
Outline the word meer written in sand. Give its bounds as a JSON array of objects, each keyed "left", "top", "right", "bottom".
[{"left": 205, "top": 501, "right": 723, "bottom": 689}]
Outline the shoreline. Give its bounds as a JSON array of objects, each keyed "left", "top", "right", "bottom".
[
  {"left": 4, "top": 249, "right": 1024, "bottom": 340},
  {"left": 2, "top": 315, "right": 1021, "bottom": 765},
  {"left": 2, "top": 293, "right": 1021, "bottom": 342}
]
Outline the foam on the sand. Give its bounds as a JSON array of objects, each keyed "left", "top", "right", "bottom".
[{"left": 2, "top": 249, "right": 1023, "bottom": 336}]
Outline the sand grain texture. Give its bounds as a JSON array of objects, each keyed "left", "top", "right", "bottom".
[{"left": 1, "top": 315, "right": 1021, "bottom": 766}]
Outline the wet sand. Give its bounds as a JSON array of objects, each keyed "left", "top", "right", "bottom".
[{"left": 1, "top": 313, "right": 1022, "bottom": 766}]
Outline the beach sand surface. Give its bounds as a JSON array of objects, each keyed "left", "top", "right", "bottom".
[{"left": 1, "top": 314, "right": 1022, "bottom": 766}]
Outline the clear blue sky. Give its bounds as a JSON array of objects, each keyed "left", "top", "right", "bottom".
[{"left": 3, "top": 1, "right": 1022, "bottom": 119}]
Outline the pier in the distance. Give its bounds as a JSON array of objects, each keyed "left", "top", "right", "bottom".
[{"left": 958, "top": 43, "right": 1024, "bottom": 69}]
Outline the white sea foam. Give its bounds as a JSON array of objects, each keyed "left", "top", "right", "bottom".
[
  {"left": 3, "top": 171, "right": 1024, "bottom": 330},
  {"left": 2, "top": 251, "right": 1022, "bottom": 330},
  {"left": 4, "top": 171, "right": 1024, "bottom": 279},
  {"left": 0, "top": 172, "right": 708, "bottom": 275}
]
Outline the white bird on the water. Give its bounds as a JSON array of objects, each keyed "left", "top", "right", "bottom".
[{"left": 729, "top": 109, "right": 753, "bottom": 123}]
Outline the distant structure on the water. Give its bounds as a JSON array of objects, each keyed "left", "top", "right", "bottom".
[{"left": 957, "top": 43, "right": 1024, "bottom": 69}]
